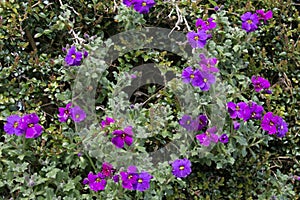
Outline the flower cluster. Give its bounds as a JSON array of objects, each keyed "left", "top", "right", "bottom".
[
  {"left": 251, "top": 75, "right": 271, "bottom": 93},
  {"left": 187, "top": 17, "right": 217, "bottom": 48},
  {"left": 111, "top": 126, "right": 134, "bottom": 149},
  {"left": 179, "top": 114, "right": 228, "bottom": 146},
  {"left": 227, "top": 101, "right": 288, "bottom": 138},
  {"left": 64, "top": 45, "right": 88, "bottom": 66},
  {"left": 241, "top": 9, "right": 272, "bottom": 32},
  {"left": 4, "top": 113, "right": 43, "bottom": 138},
  {"left": 261, "top": 112, "right": 288, "bottom": 138},
  {"left": 181, "top": 53, "right": 218, "bottom": 91},
  {"left": 58, "top": 103, "right": 86, "bottom": 123},
  {"left": 123, "top": 0, "right": 156, "bottom": 14},
  {"left": 119, "top": 166, "right": 153, "bottom": 191},
  {"left": 179, "top": 114, "right": 208, "bottom": 131}
]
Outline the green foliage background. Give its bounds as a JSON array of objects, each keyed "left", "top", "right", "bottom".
[{"left": 0, "top": 0, "right": 299, "bottom": 199}]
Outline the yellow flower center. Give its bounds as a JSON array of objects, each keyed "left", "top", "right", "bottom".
[
  {"left": 72, "top": 54, "right": 76, "bottom": 59},
  {"left": 251, "top": 112, "right": 256, "bottom": 117},
  {"left": 138, "top": 178, "right": 143, "bottom": 183},
  {"left": 236, "top": 106, "right": 240, "bottom": 111},
  {"left": 203, "top": 78, "right": 207, "bottom": 83},
  {"left": 128, "top": 175, "right": 133, "bottom": 179},
  {"left": 190, "top": 74, "right": 195, "bottom": 79},
  {"left": 76, "top": 114, "right": 80, "bottom": 118},
  {"left": 186, "top": 120, "right": 190, "bottom": 125},
  {"left": 270, "top": 121, "right": 274, "bottom": 126},
  {"left": 14, "top": 122, "right": 18, "bottom": 128},
  {"left": 28, "top": 123, "right": 34, "bottom": 128},
  {"left": 247, "top": 19, "right": 252, "bottom": 24},
  {"left": 122, "top": 133, "right": 126, "bottom": 139},
  {"left": 194, "top": 36, "right": 199, "bottom": 41},
  {"left": 142, "top": 2, "right": 146, "bottom": 6},
  {"left": 96, "top": 178, "right": 101, "bottom": 182},
  {"left": 179, "top": 166, "right": 185, "bottom": 170}
]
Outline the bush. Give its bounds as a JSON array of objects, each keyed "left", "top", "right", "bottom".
[{"left": 1, "top": 0, "right": 299, "bottom": 199}]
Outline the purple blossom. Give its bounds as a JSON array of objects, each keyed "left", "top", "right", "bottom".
[
  {"left": 87, "top": 172, "right": 107, "bottom": 191},
  {"left": 197, "top": 114, "right": 208, "bottom": 130},
  {"left": 112, "top": 175, "right": 120, "bottom": 183},
  {"left": 132, "top": 0, "right": 156, "bottom": 14},
  {"left": 120, "top": 166, "right": 138, "bottom": 190},
  {"left": 206, "top": 17, "right": 217, "bottom": 30},
  {"left": 219, "top": 134, "right": 229, "bottom": 143},
  {"left": 256, "top": 10, "right": 273, "bottom": 24},
  {"left": 199, "top": 53, "right": 219, "bottom": 73},
  {"left": 70, "top": 106, "right": 86, "bottom": 122},
  {"left": 227, "top": 102, "right": 248, "bottom": 119},
  {"left": 251, "top": 76, "right": 271, "bottom": 92},
  {"left": 241, "top": 12, "right": 259, "bottom": 32},
  {"left": 195, "top": 18, "right": 216, "bottom": 31},
  {"left": 111, "top": 126, "right": 134, "bottom": 148},
  {"left": 197, "top": 71, "right": 216, "bottom": 91},
  {"left": 58, "top": 103, "right": 72, "bottom": 122},
  {"left": 19, "top": 113, "right": 43, "bottom": 138},
  {"left": 171, "top": 158, "right": 192, "bottom": 178},
  {"left": 196, "top": 126, "right": 219, "bottom": 146},
  {"left": 233, "top": 121, "right": 240, "bottom": 130},
  {"left": 276, "top": 117, "right": 288, "bottom": 138},
  {"left": 133, "top": 172, "right": 153, "bottom": 191},
  {"left": 186, "top": 30, "right": 210, "bottom": 48},
  {"left": 123, "top": 0, "right": 134, "bottom": 7},
  {"left": 181, "top": 67, "right": 202, "bottom": 87},
  {"left": 102, "top": 162, "right": 114, "bottom": 177},
  {"left": 4, "top": 114, "right": 23, "bottom": 135},
  {"left": 65, "top": 45, "right": 83, "bottom": 66},
  {"left": 242, "top": 102, "right": 264, "bottom": 121},
  {"left": 179, "top": 115, "right": 198, "bottom": 131},
  {"left": 261, "top": 112, "right": 279, "bottom": 134},
  {"left": 83, "top": 50, "right": 88, "bottom": 58},
  {"left": 101, "top": 117, "right": 115, "bottom": 128}
]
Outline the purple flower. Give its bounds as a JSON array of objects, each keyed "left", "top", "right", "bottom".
[
  {"left": 179, "top": 115, "right": 198, "bottom": 131},
  {"left": 133, "top": 172, "right": 153, "bottom": 191},
  {"left": 181, "top": 67, "right": 202, "bottom": 87},
  {"left": 186, "top": 30, "right": 210, "bottom": 48},
  {"left": 199, "top": 53, "right": 219, "bottom": 73},
  {"left": 102, "top": 162, "right": 114, "bottom": 177},
  {"left": 233, "top": 121, "right": 240, "bottom": 130},
  {"left": 4, "top": 114, "right": 23, "bottom": 135},
  {"left": 195, "top": 18, "right": 216, "bottom": 31},
  {"left": 19, "top": 113, "right": 43, "bottom": 138},
  {"left": 242, "top": 102, "right": 264, "bottom": 121},
  {"left": 256, "top": 10, "right": 272, "bottom": 24},
  {"left": 83, "top": 50, "right": 88, "bottom": 58},
  {"left": 111, "top": 126, "right": 134, "bottom": 148},
  {"left": 123, "top": 0, "right": 134, "bottom": 7},
  {"left": 251, "top": 76, "right": 271, "bottom": 92},
  {"left": 241, "top": 12, "right": 259, "bottom": 32},
  {"left": 58, "top": 103, "right": 72, "bottom": 122},
  {"left": 101, "top": 117, "right": 115, "bottom": 128},
  {"left": 87, "top": 172, "right": 107, "bottom": 191},
  {"left": 120, "top": 166, "right": 138, "bottom": 190},
  {"left": 64, "top": 45, "right": 83, "bottom": 66},
  {"left": 276, "top": 117, "right": 288, "bottom": 138},
  {"left": 132, "top": 0, "right": 156, "bottom": 14},
  {"left": 227, "top": 102, "right": 248, "bottom": 119},
  {"left": 82, "top": 178, "right": 89, "bottom": 185},
  {"left": 171, "top": 158, "right": 192, "bottom": 178},
  {"left": 197, "top": 71, "right": 216, "bottom": 91},
  {"left": 70, "top": 106, "right": 86, "bottom": 122},
  {"left": 196, "top": 126, "right": 219, "bottom": 146},
  {"left": 206, "top": 17, "right": 217, "bottom": 30},
  {"left": 197, "top": 114, "right": 208, "bottom": 130},
  {"left": 261, "top": 112, "right": 279, "bottom": 134},
  {"left": 219, "top": 134, "right": 229, "bottom": 143},
  {"left": 112, "top": 175, "right": 120, "bottom": 183}
]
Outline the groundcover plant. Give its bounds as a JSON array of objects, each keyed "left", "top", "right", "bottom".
[{"left": 1, "top": 0, "right": 299, "bottom": 199}]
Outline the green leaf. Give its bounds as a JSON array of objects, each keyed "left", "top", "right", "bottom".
[{"left": 34, "top": 32, "right": 43, "bottom": 38}]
